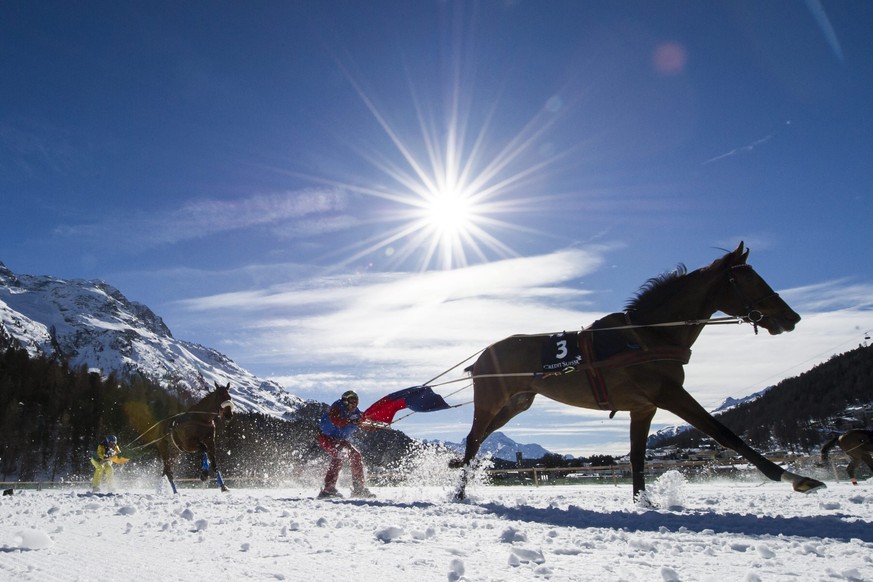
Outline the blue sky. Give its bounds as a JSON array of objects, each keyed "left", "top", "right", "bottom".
[{"left": 2, "top": 1, "right": 872, "bottom": 456}]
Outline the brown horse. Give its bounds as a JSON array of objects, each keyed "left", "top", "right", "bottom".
[
  {"left": 454, "top": 242, "right": 825, "bottom": 501},
  {"left": 152, "top": 381, "right": 234, "bottom": 494},
  {"left": 821, "top": 429, "right": 873, "bottom": 485}
]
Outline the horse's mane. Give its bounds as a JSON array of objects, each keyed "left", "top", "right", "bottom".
[{"left": 625, "top": 263, "right": 689, "bottom": 313}]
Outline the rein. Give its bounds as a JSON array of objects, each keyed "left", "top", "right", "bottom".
[
  {"left": 418, "top": 313, "right": 758, "bottom": 392},
  {"left": 384, "top": 315, "right": 757, "bottom": 428},
  {"left": 844, "top": 443, "right": 865, "bottom": 454},
  {"left": 122, "top": 403, "right": 233, "bottom": 452},
  {"left": 581, "top": 314, "right": 751, "bottom": 333}
]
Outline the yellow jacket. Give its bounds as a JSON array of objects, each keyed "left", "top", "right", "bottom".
[{"left": 93, "top": 443, "right": 129, "bottom": 465}]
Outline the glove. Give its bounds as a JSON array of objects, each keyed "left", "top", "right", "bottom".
[{"left": 348, "top": 413, "right": 362, "bottom": 425}]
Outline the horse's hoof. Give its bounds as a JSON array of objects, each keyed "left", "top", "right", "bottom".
[
  {"left": 448, "top": 458, "right": 464, "bottom": 469},
  {"left": 798, "top": 480, "right": 826, "bottom": 494},
  {"left": 221, "top": 486, "right": 229, "bottom": 492},
  {"left": 786, "top": 474, "right": 826, "bottom": 493},
  {"left": 634, "top": 491, "right": 656, "bottom": 509}
]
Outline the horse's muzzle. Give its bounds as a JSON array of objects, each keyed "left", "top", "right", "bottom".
[
  {"left": 764, "top": 310, "right": 800, "bottom": 335},
  {"left": 220, "top": 399, "right": 234, "bottom": 418}
]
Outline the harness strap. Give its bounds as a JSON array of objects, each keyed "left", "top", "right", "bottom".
[
  {"left": 168, "top": 421, "right": 185, "bottom": 454},
  {"left": 591, "top": 345, "right": 692, "bottom": 369},
  {"left": 167, "top": 416, "right": 216, "bottom": 453},
  {"left": 579, "top": 333, "right": 613, "bottom": 410},
  {"left": 842, "top": 439, "right": 869, "bottom": 455}
]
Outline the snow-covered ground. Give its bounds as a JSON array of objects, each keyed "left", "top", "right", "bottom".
[{"left": 1, "top": 472, "right": 871, "bottom": 582}]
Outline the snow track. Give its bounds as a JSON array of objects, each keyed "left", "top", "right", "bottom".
[{"left": 1, "top": 480, "right": 872, "bottom": 581}]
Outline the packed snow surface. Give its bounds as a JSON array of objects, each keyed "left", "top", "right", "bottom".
[{"left": 1, "top": 476, "right": 872, "bottom": 581}]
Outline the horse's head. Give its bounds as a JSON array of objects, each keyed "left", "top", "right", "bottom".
[
  {"left": 714, "top": 242, "right": 800, "bottom": 335},
  {"left": 214, "top": 381, "right": 235, "bottom": 419}
]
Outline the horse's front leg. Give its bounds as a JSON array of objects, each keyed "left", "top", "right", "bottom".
[
  {"left": 205, "top": 440, "right": 229, "bottom": 492},
  {"left": 660, "top": 386, "right": 825, "bottom": 493},
  {"left": 199, "top": 445, "right": 211, "bottom": 481},
  {"left": 629, "top": 407, "right": 656, "bottom": 502}
]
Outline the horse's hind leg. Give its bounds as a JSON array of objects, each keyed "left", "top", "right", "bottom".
[
  {"left": 154, "top": 440, "right": 178, "bottom": 494},
  {"left": 462, "top": 392, "right": 535, "bottom": 464},
  {"left": 483, "top": 392, "right": 536, "bottom": 442},
  {"left": 162, "top": 452, "right": 179, "bottom": 494},
  {"left": 844, "top": 449, "right": 873, "bottom": 485},
  {"left": 863, "top": 452, "right": 873, "bottom": 481},
  {"left": 846, "top": 459, "right": 859, "bottom": 485},
  {"left": 454, "top": 391, "right": 535, "bottom": 500},
  {"left": 629, "top": 407, "right": 657, "bottom": 501}
]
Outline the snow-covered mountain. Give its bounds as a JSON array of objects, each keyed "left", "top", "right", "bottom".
[
  {"left": 646, "top": 388, "right": 772, "bottom": 447},
  {"left": 712, "top": 388, "right": 769, "bottom": 413},
  {"left": 0, "top": 261, "right": 569, "bottom": 460},
  {"left": 0, "top": 261, "right": 302, "bottom": 417},
  {"left": 435, "top": 431, "right": 553, "bottom": 462}
]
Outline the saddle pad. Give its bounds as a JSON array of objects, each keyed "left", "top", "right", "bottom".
[
  {"left": 541, "top": 332, "right": 583, "bottom": 372},
  {"left": 588, "top": 312, "right": 643, "bottom": 361}
]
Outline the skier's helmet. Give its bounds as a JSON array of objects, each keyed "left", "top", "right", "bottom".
[{"left": 341, "top": 390, "right": 359, "bottom": 404}]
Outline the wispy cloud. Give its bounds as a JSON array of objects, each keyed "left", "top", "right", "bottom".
[
  {"left": 54, "top": 188, "right": 351, "bottom": 249},
  {"left": 784, "top": 279, "right": 873, "bottom": 311},
  {"left": 805, "top": 0, "right": 844, "bottom": 62},
  {"left": 703, "top": 133, "right": 774, "bottom": 165},
  {"left": 0, "top": 119, "right": 91, "bottom": 179},
  {"left": 178, "top": 248, "right": 605, "bottom": 387}
]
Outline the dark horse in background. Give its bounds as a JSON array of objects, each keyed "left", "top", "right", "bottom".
[
  {"left": 821, "top": 429, "right": 873, "bottom": 485},
  {"left": 454, "top": 242, "right": 824, "bottom": 501},
  {"left": 149, "top": 381, "right": 234, "bottom": 493}
]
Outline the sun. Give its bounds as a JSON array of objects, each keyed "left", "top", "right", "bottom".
[
  {"left": 414, "top": 183, "right": 482, "bottom": 270},
  {"left": 423, "top": 186, "right": 475, "bottom": 237}
]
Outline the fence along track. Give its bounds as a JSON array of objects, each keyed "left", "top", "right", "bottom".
[{"left": 2, "top": 454, "right": 845, "bottom": 490}]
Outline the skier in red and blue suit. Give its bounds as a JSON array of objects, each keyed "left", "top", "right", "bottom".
[{"left": 317, "top": 390, "right": 375, "bottom": 499}]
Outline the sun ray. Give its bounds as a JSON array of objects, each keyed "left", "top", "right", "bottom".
[{"left": 273, "top": 15, "right": 582, "bottom": 273}]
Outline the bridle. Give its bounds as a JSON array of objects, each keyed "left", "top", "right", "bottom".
[
  {"left": 726, "top": 264, "right": 781, "bottom": 334},
  {"left": 120, "top": 391, "right": 235, "bottom": 452},
  {"left": 575, "top": 263, "right": 782, "bottom": 335}
]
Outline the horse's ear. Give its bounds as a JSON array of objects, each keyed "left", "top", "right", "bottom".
[{"left": 733, "top": 241, "right": 749, "bottom": 264}]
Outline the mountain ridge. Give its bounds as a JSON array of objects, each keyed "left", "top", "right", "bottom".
[
  {"left": 428, "top": 431, "right": 552, "bottom": 462},
  {"left": 0, "top": 261, "right": 302, "bottom": 417}
]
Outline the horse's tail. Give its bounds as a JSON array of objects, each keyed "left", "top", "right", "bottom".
[{"left": 821, "top": 433, "right": 840, "bottom": 462}]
